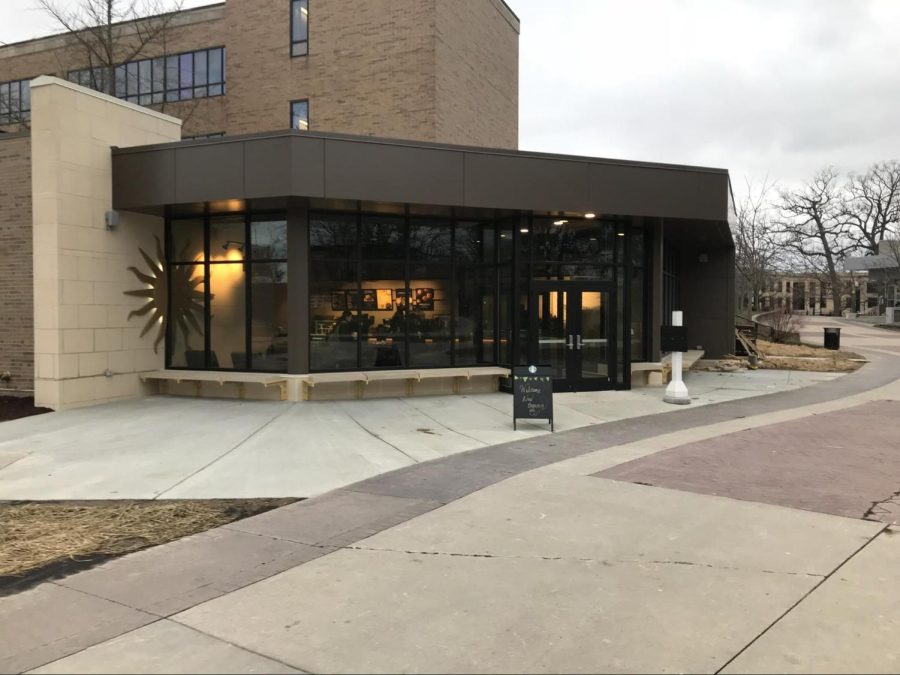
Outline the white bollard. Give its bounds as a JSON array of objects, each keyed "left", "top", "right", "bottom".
[{"left": 664, "top": 311, "right": 691, "bottom": 405}]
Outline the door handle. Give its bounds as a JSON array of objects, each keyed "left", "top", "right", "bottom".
[
  {"left": 576, "top": 335, "right": 583, "bottom": 350},
  {"left": 567, "top": 335, "right": 574, "bottom": 350}
]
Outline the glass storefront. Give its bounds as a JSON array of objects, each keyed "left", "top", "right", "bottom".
[
  {"left": 166, "top": 212, "right": 288, "bottom": 371},
  {"left": 165, "top": 204, "right": 652, "bottom": 390}
]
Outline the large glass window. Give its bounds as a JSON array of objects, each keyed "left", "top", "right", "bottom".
[
  {"left": 250, "top": 217, "right": 288, "bottom": 371},
  {"left": 308, "top": 210, "right": 503, "bottom": 372},
  {"left": 69, "top": 46, "right": 226, "bottom": 104},
  {"left": 291, "top": 0, "right": 309, "bottom": 56},
  {"left": 167, "top": 212, "right": 287, "bottom": 372},
  {"left": 0, "top": 78, "right": 32, "bottom": 124}
]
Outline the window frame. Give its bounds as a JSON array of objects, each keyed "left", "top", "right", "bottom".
[
  {"left": 67, "top": 46, "right": 226, "bottom": 104},
  {"left": 290, "top": 99, "right": 310, "bottom": 131},
  {"left": 0, "top": 77, "right": 34, "bottom": 125},
  {"left": 290, "top": 0, "right": 309, "bottom": 57}
]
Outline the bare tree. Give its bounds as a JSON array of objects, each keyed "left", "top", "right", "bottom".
[
  {"left": 843, "top": 160, "right": 900, "bottom": 255},
  {"left": 732, "top": 177, "right": 782, "bottom": 313},
  {"left": 776, "top": 167, "right": 857, "bottom": 316},
  {"left": 35, "top": 0, "right": 183, "bottom": 96}
]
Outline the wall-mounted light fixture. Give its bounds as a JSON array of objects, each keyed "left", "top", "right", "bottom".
[
  {"left": 105, "top": 210, "right": 120, "bottom": 231},
  {"left": 222, "top": 240, "right": 245, "bottom": 252}
]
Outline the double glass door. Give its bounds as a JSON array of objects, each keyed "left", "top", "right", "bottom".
[{"left": 531, "top": 281, "right": 615, "bottom": 392}]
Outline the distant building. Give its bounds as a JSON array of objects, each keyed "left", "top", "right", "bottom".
[
  {"left": 740, "top": 272, "right": 875, "bottom": 317},
  {"left": 844, "top": 241, "right": 900, "bottom": 315}
]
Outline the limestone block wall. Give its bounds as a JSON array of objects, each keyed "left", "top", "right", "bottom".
[
  {"left": 30, "top": 77, "right": 182, "bottom": 410},
  {"left": 0, "top": 133, "right": 33, "bottom": 395}
]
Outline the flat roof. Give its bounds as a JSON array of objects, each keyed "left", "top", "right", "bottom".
[{"left": 113, "top": 130, "right": 733, "bottom": 232}]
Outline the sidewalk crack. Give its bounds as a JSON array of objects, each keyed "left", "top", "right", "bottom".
[
  {"left": 338, "top": 544, "right": 826, "bottom": 578},
  {"left": 714, "top": 522, "right": 892, "bottom": 674}
]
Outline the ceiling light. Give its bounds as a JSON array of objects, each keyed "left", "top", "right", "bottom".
[
  {"left": 617, "top": 232, "right": 625, "bottom": 237},
  {"left": 520, "top": 228, "right": 529, "bottom": 234},
  {"left": 553, "top": 220, "right": 568, "bottom": 226},
  {"left": 585, "top": 213, "right": 597, "bottom": 219}
]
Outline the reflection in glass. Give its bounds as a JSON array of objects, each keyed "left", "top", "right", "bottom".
[
  {"left": 456, "top": 266, "right": 496, "bottom": 365},
  {"left": 409, "top": 219, "right": 452, "bottom": 261},
  {"left": 407, "top": 262, "right": 451, "bottom": 368},
  {"left": 310, "top": 213, "right": 357, "bottom": 258},
  {"left": 210, "top": 215, "right": 245, "bottom": 261},
  {"left": 169, "top": 218, "right": 204, "bottom": 262},
  {"left": 630, "top": 266, "right": 646, "bottom": 361},
  {"left": 251, "top": 218, "right": 287, "bottom": 260},
  {"left": 310, "top": 259, "right": 359, "bottom": 371},
  {"left": 580, "top": 291, "right": 609, "bottom": 379},
  {"left": 360, "top": 262, "right": 408, "bottom": 369},
  {"left": 209, "top": 263, "right": 246, "bottom": 370},
  {"left": 361, "top": 215, "right": 405, "bottom": 259},
  {"left": 251, "top": 263, "right": 288, "bottom": 371},
  {"left": 169, "top": 264, "right": 206, "bottom": 368},
  {"left": 456, "top": 221, "right": 495, "bottom": 264},
  {"left": 535, "top": 289, "right": 568, "bottom": 380}
]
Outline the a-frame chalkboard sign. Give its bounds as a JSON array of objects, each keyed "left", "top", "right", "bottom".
[{"left": 513, "top": 365, "right": 554, "bottom": 432}]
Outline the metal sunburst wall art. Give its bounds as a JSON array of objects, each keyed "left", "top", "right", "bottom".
[{"left": 124, "top": 236, "right": 204, "bottom": 354}]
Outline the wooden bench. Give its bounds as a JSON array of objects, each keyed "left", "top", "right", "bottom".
[
  {"left": 141, "top": 371, "right": 289, "bottom": 401},
  {"left": 631, "top": 350, "right": 705, "bottom": 387},
  {"left": 301, "top": 367, "right": 511, "bottom": 400}
]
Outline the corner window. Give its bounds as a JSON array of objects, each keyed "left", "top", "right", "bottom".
[
  {"left": 291, "top": 99, "right": 309, "bottom": 131},
  {"left": 291, "top": 0, "right": 309, "bottom": 57},
  {"left": 0, "top": 78, "right": 32, "bottom": 124}
]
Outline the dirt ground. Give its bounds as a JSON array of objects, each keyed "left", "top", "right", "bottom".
[
  {"left": 0, "top": 498, "right": 296, "bottom": 594},
  {"left": 0, "top": 396, "right": 51, "bottom": 423},
  {"left": 756, "top": 340, "right": 864, "bottom": 373}
]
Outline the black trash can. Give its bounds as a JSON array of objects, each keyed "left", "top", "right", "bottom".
[{"left": 824, "top": 327, "right": 841, "bottom": 351}]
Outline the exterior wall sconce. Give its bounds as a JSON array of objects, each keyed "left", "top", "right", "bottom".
[{"left": 105, "top": 210, "right": 120, "bottom": 231}]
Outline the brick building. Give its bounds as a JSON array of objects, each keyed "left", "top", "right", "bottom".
[
  {"left": 0, "top": 0, "right": 520, "bottom": 397},
  {"left": 1, "top": 2, "right": 735, "bottom": 410}
]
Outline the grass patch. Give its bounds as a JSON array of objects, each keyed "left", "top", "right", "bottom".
[{"left": 0, "top": 498, "right": 296, "bottom": 594}]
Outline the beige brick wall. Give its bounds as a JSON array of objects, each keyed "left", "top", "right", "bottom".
[
  {"left": 0, "top": 133, "right": 33, "bottom": 395},
  {"left": 1, "top": 0, "right": 519, "bottom": 144},
  {"left": 223, "top": 0, "right": 439, "bottom": 140},
  {"left": 30, "top": 77, "right": 182, "bottom": 410},
  {"left": 435, "top": 0, "right": 519, "bottom": 149},
  {"left": 0, "top": 5, "right": 226, "bottom": 138}
]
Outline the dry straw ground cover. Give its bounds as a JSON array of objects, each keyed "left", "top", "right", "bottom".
[
  {"left": 756, "top": 340, "right": 865, "bottom": 373},
  {"left": 0, "top": 499, "right": 294, "bottom": 591}
]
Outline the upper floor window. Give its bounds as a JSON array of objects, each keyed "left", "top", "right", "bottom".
[
  {"left": 68, "top": 46, "right": 226, "bottom": 105},
  {"left": 291, "top": 0, "right": 309, "bottom": 56},
  {"left": 291, "top": 99, "right": 309, "bottom": 130},
  {"left": 0, "top": 78, "right": 32, "bottom": 124}
]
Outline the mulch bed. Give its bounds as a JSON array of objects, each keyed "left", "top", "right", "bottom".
[
  {"left": 0, "top": 498, "right": 298, "bottom": 596},
  {"left": 0, "top": 396, "right": 52, "bottom": 423}
]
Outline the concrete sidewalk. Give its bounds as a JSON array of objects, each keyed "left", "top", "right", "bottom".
[
  {"left": 0, "top": 369, "right": 839, "bottom": 500},
  {"left": 3, "top": 337, "right": 900, "bottom": 673}
]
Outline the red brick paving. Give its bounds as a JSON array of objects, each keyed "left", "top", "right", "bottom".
[{"left": 597, "top": 400, "right": 900, "bottom": 520}]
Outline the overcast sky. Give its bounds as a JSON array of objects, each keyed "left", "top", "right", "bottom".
[{"left": 3, "top": 0, "right": 899, "bottom": 197}]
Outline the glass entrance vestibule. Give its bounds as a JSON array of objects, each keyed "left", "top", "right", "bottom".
[{"left": 164, "top": 203, "right": 654, "bottom": 392}]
